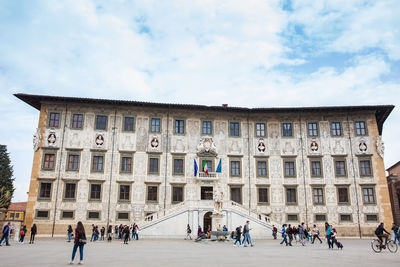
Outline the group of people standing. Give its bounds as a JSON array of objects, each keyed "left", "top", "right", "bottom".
[
  {"left": 0, "top": 222, "right": 37, "bottom": 246},
  {"left": 232, "top": 221, "right": 254, "bottom": 247},
  {"left": 278, "top": 222, "right": 342, "bottom": 249}
]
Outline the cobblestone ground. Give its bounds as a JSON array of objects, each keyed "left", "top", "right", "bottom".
[{"left": 0, "top": 237, "right": 398, "bottom": 266}]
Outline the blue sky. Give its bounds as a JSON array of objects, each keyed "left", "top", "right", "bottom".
[{"left": 0, "top": 0, "right": 399, "bottom": 202}]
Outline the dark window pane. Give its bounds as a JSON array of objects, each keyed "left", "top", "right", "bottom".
[
  {"left": 43, "top": 154, "right": 55, "bottom": 169},
  {"left": 40, "top": 183, "right": 52, "bottom": 198},
  {"left": 201, "top": 187, "right": 213, "bottom": 200},
  {"left": 62, "top": 211, "right": 74, "bottom": 219},
  {"left": 338, "top": 188, "right": 349, "bottom": 203},
  {"left": 287, "top": 214, "right": 298, "bottom": 221},
  {"left": 340, "top": 214, "right": 351, "bottom": 221},
  {"left": 88, "top": 212, "right": 100, "bottom": 219},
  {"left": 230, "top": 122, "right": 240, "bottom": 136},
  {"left": 282, "top": 123, "right": 292, "bottom": 137},
  {"left": 174, "top": 159, "right": 184, "bottom": 174},
  {"left": 175, "top": 120, "right": 184, "bottom": 134},
  {"left": 96, "top": 115, "right": 107, "bottom": 130},
  {"left": 147, "top": 186, "right": 158, "bottom": 202},
  {"left": 335, "top": 161, "right": 346, "bottom": 176},
  {"left": 258, "top": 188, "right": 268, "bottom": 203},
  {"left": 315, "top": 214, "right": 326, "bottom": 221},
  {"left": 49, "top": 113, "right": 60, "bottom": 128},
  {"left": 286, "top": 188, "right": 296, "bottom": 204},
  {"left": 64, "top": 183, "right": 76, "bottom": 199},
  {"left": 72, "top": 114, "right": 83, "bottom": 129},
  {"left": 37, "top": 211, "right": 49, "bottom": 218},
  {"left": 149, "top": 158, "right": 159, "bottom": 173},
  {"left": 90, "top": 184, "right": 101, "bottom": 200},
  {"left": 202, "top": 121, "right": 212, "bottom": 135},
  {"left": 118, "top": 212, "right": 129, "bottom": 220},
  {"left": 231, "top": 187, "right": 242, "bottom": 204},
  {"left": 124, "top": 117, "right": 135, "bottom": 131},
  {"left": 331, "top": 122, "right": 341, "bottom": 136},
  {"left": 256, "top": 123, "right": 265, "bottom": 137},
  {"left": 257, "top": 161, "right": 267, "bottom": 177},
  {"left": 151, "top": 118, "right": 160, "bottom": 132},
  {"left": 119, "top": 185, "right": 130, "bottom": 201},
  {"left": 311, "top": 161, "right": 322, "bottom": 176},
  {"left": 121, "top": 157, "right": 132, "bottom": 172},
  {"left": 172, "top": 187, "right": 183, "bottom": 203}
]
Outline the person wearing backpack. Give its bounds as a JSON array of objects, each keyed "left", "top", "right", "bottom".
[
  {"left": 185, "top": 224, "right": 192, "bottom": 240},
  {"left": 233, "top": 226, "right": 242, "bottom": 246},
  {"left": 69, "top": 221, "right": 86, "bottom": 265},
  {"left": 19, "top": 225, "right": 27, "bottom": 244},
  {"left": 272, "top": 225, "right": 277, "bottom": 240}
]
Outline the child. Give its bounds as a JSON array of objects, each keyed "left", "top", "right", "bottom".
[{"left": 331, "top": 229, "right": 343, "bottom": 249}]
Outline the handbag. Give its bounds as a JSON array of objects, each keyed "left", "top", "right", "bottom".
[{"left": 78, "top": 233, "right": 87, "bottom": 244}]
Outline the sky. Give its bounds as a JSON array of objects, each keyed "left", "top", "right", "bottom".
[{"left": 0, "top": 0, "right": 399, "bottom": 202}]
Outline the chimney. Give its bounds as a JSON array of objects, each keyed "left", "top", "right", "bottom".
[{"left": 222, "top": 104, "right": 228, "bottom": 107}]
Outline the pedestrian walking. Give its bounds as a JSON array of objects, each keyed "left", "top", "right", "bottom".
[
  {"left": 287, "top": 224, "right": 293, "bottom": 246},
  {"left": 325, "top": 222, "right": 333, "bottom": 249},
  {"left": 67, "top": 225, "right": 73, "bottom": 242},
  {"left": 185, "top": 224, "right": 192, "bottom": 240},
  {"left": 391, "top": 223, "right": 398, "bottom": 242},
  {"left": 19, "top": 225, "right": 27, "bottom": 244},
  {"left": 272, "top": 225, "right": 278, "bottom": 240},
  {"left": 107, "top": 225, "right": 112, "bottom": 242},
  {"left": 280, "top": 224, "right": 288, "bottom": 246},
  {"left": 100, "top": 227, "right": 105, "bottom": 241},
  {"left": 69, "top": 221, "right": 86, "bottom": 265},
  {"left": 0, "top": 222, "right": 11, "bottom": 246},
  {"left": 242, "top": 221, "right": 254, "bottom": 247},
  {"left": 311, "top": 224, "right": 322, "bottom": 244},
  {"left": 29, "top": 224, "right": 37, "bottom": 244},
  {"left": 123, "top": 226, "right": 130, "bottom": 244},
  {"left": 233, "top": 226, "right": 242, "bottom": 246}
]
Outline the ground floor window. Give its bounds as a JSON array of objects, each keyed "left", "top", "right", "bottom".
[
  {"left": 201, "top": 186, "right": 213, "bottom": 200},
  {"left": 172, "top": 186, "right": 184, "bottom": 203},
  {"left": 230, "top": 187, "right": 242, "bottom": 204}
]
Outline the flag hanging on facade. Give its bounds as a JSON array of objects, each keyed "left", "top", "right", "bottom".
[
  {"left": 194, "top": 159, "right": 198, "bottom": 177},
  {"left": 216, "top": 159, "right": 222, "bottom": 173},
  {"left": 202, "top": 160, "right": 209, "bottom": 175}
]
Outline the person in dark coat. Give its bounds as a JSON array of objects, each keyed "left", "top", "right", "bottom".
[
  {"left": 69, "top": 221, "right": 86, "bottom": 265},
  {"left": 29, "top": 224, "right": 37, "bottom": 244}
]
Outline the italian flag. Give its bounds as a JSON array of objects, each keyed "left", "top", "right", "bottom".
[{"left": 203, "top": 160, "right": 209, "bottom": 175}]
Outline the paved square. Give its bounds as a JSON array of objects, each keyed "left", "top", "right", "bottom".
[{"left": 0, "top": 238, "right": 398, "bottom": 266}]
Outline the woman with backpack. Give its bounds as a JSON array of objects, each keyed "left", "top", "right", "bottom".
[{"left": 69, "top": 221, "right": 86, "bottom": 265}]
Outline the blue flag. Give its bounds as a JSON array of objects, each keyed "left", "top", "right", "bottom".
[
  {"left": 216, "top": 159, "right": 222, "bottom": 173},
  {"left": 194, "top": 159, "right": 198, "bottom": 176}
]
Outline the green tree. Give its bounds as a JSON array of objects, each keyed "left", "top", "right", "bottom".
[{"left": 0, "top": 145, "right": 14, "bottom": 208}]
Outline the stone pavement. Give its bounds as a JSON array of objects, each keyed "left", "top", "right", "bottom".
[{"left": 0, "top": 237, "right": 398, "bottom": 267}]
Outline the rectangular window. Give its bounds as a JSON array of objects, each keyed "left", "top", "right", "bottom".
[
  {"left": 39, "top": 182, "right": 52, "bottom": 199},
  {"left": 175, "top": 119, "right": 184, "bottom": 134},
  {"left": 287, "top": 214, "right": 298, "bottom": 221},
  {"left": 92, "top": 156, "right": 104, "bottom": 172},
  {"left": 61, "top": 211, "right": 74, "bottom": 219},
  {"left": 64, "top": 183, "right": 76, "bottom": 200},
  {"left": 15, "top": 213, "right": 19, "bottom": 219},
  {"left": 340, "top": 214, "right": 352, "bottom": 222},
  {"left": 147, "top": 186, "right": 158, "bottom": 202},
  {"left": 335, "top": 160, "right": 346, "bottom": 177},
  {"left": 258, "top": 188, "right": 269, "bottom": 203},
  {"left": 359, "top": 160, "right": 372, "bottom": 176},
  {"left": 67, "top": 154, "right": 79, "bottom": 171},
  {"left": 286, "top": 188, "right": 297, "bottom": 204},
  {"left": 117, "top": 212, "right": 129, "bottom": 220},
  {"left": 90, "top": 184, "right": 101, "bottom": 200},
  {"left": 121, "top": 157, "right": 132, "bottom": 173},
  {"left": 173, "top": 159, "right": 184, "bottom": 175},
  {"left": 9, "top": 213, "right": 14, "bottom": 220},
  {"left": 230, "top": 187, "right": 242, "bottom": 204},
  {"left": 172, "top": 186, "right": 183, "bottom": 203},
  {"left": 36, "top": 210, "right": 49, "bottom": 219},
  {"left": 282, "top": 123, "right": 292, "bottom": 137},
  {"left": 43, "top": 154, "right": 56, "bottom": 170},
  {"left": 124, "top": 117, "right": 135, "bottom": 132},
  {"left": 284, "top": 161, "right": 295, "bottom": 177},
  {"left": 201, "top": 186, "right": 213, "bottom": 200},
  {"left": 119, "top": 185, "right": 130, "bottom": 201},
  {"left": 355, "top": 121, "right": 367, "bottom": 136},
  {"left": 230, "top": 122, "right": 240, "bottom": 137},
  {"left": 338, "top": 187, "right": 349, "bottom": 204},
  {"left": 71, "top": 114, "right": 83, "bottom": 129},
  {"left": 202, "top": 121, "right": 212, "bottom": 135},
  {"left": 95, "top": 115, "right": 107, "bottom": 130},
  {"left": 256, "top": 123, "right": 265, "bottom": 137},
  {"left": 362, "top": 187, "right": 375, "bottom": 204},
  {"left": 230, "top": 161, "right": 241, "bottom": 176},
  {"left": 149, "top": 158, "right": 159, "bottom": 173},
  {"left": 313, "top": 188, "right": 324, "bottom": 204},
  {"left": 48, "top": 112, "right": 60, "bottom": 128},
  {"left": 257, "top": 160, "right": 267, "bottom": 177},
  {"left": 88, "top": 211, "right": 100, "bottom": 220},
  {"left": 308, "top": 122, "right": 318, "bottom": 137},
  {"left": 201, "top": 160, "right": 213, "bottom": 172},
  {"left": 151, "top": 118, "right": 160, "bottom": 133},
  {"left": 331, "top": 122, "right": 341, "bottom": 136},
  {"left": 366, "top": 214, "right": 378, "bottom": 222},
  {"left": 315, "top": 214, "right": 326, "bottom": 222},
  {"left": 311, "top": 160, "right": 322, "bottom": 177}
]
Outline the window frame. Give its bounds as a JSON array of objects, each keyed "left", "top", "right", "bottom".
[
  {"left": 148, "top": 155, "right": 160, "bottom": 175},
  {"left": 118, "top": 184, "right": 131, "bottom": 202},
  {"left": 200, "top": 186, "right": 214, "bottom": 200},
  {"left": 146, "top": 184, "right": 159, "bottom": 203},
  {"left": 337, "top": 186, "right": 350, "bottom": 205},
  {"left": 359, "top": 158, "right": 373, "bottom": 177},
  {"left": 120, "top": 155, "right": 133, "bottom": 173},
  {"left": 229, "top": 121, "right": 241, "bottom": 137},
  {"left": 35, "top": 210, "right": 50, "bottom": 219},
  {"left": 339, "top": 214, "right": 352, "bottom": 222},
  {"left": 334, "top": 158, "right": 347, "bottom": 178},
  {"left": 287, "top": 214, "right": 298, "bottom": 222},
  {"left": 257, "top": 187, "right": 269, "bottom": 205},
  {"left": 315, "top": 214, "right": 327, "bottom": 222},
  {"left": 47, "top": 112, "right": 61, "bottom": 128},
  {"left": 310, "top": 158, "right": 323, "bottom": 178},
  {"left": 63, "top": 182, "right": 77, "bottom": 201},
  {"left": 172, "top": 157, "right": 185, "bottom": 176},
  {"left": 285, "top": 187, "right": 298, "bottom": 205},
  {"left": 61, "top": 210, "right": 75, "bottom": 220},
  {"left": 95, "top": 114, "right": 108, "bottom": 130},
  {"left": 362, "top": 187, "right": 376, "bottom": 204},
  {"left": 89, "top": 183, "right": 102, "bottom": 201},
  {"left": 42, "top": 152, "right": 56, "bottom": 170},
  {"left": 307, "top": 122, "right": 319, "bottom": 137},
  {"left": 355, "top": 121, "right": 367, "bottom": 136},
  {"left": 330, "top": 121, "right": 342, "bottom": 137},
  {"left": 91, "top": 154, "right": 105, "bottom": 173},
  {"left": 365, "top": 214, "right": 379, "bottom": 222},
  {"left": 255, "top": 122, "right": 266, "bottom": 137},
  {"left": 230, "top": 186, "right": 242, "bottom": 204},
  {"left": 283, "top": 159, "right": 296, "bottom": 178},
  {"left": 256, "top": 159, "right": 268, "bottom": 178},
  {"left": 87, "top": 211, "right": 101, "bottom": 220},
  {"left": 281, "top": 122, "right": 293, "bottom": 137},
  {"left": 66, "top": 152, "right": 80, "bottom": 171},
  {"left": 117, "top": 212, "right": 130, "bottom": 221},
  {"left": 229, "top": 158, "right": 242, "bottom": 177},
  {"left": 312, "top": 187, "right": 325, "bottom": 205},
  {"left": 171, "top": 185, "right": 184, "bottom": 203},
  {"left": 71, "top": 113, "right": 84, "bottom": 129},
  {"left": 174, "top": 119, "right": 185, "bottom": 135},
  {"left": 38, "top": 181, "right": 52, "bottom": 200},
  {"left": 150, "top": 118, "right": 161, "bottom": 133},
  {"left": 201, "top": 120, "right": 213, "bottom": 135},
  {"left": 123, "top": 116, "right": 136, "bottom": 132}
]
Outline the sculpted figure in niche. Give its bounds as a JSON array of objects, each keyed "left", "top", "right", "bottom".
[
  {"left": 376, "top": 136, "right": 384, "bottom": 158},
  {"left": 33, "top": 128, "right": 41, "bottom": 151},
  {"left": 213, "top": 184, "right": 224, "bottom": 215}
]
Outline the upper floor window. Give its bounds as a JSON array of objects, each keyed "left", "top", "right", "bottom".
[
  {"left": 172, "top": 186, "right": 183, "bottom": 203},
  {"left": 92, "top": 156, "right": 104, "bottom": 172},
  {"left": 311, "top": 160, "right": 322, "bottom": 177},
  {"left": 359, "top": 159, "right": 372, "bottom": 176},
  {"left": 230, "top": 161, "right": 241, "bottom": 176},
  {"left": 64, "top": 183, "right": 76, "bottom": 200},
  {"left": 43, "top": 154, "right": 56, "bottom": 170},
  {"left": 39, "top": 182, "right": 52, "bottom": 199},
  {"left": 255, "top": 123, "right": 265, "bottom": 137},
  {"left": 175, "top": 120, "right": 184, "bottom": 134},
  {"left": 173, "top": 159, "right": 184, "bottom": 175},
  {"left": 149, "top": 158, "right": 159, "bottom": 173},
  {"left": 257, "top": 160, "right": 268, "bottom": 177},
  {"left": 230, "top": 122, "right": 240, "bottom": 137},
  {"left": 282, "top": 123, "right": 292, "bottom": 137},
  {"left": 119, "top": 185, "right": 130, "bottom": 201},
  {"left": 308, "top": 122, "right": 318, "bottom": 137},
  {"left": 67, "top": 154, "right": 79, "bottom": 171},
  {"left": 286, "top": 188, "right": 297, "bottom": 204},
  {"left": 284, "top": 161, "right": 295, "bottom": 177},
  {"left": 335, "top": 159, "right": 347, "bottom": 177},
  {"left": 48, "top": 112, "right": 60, "bottom": 128},
  {"left": 71, "top": 114, "right": 83, "bottom": 129},
  {"left": 96, "top": 115, "right": 107, "bottom": 130},
  {"left": 202, "top": 160, "right": 213, "bottom": 172},
  {"left": 147, "top": 185, "right": 158, "bottom": 202},
  {"left": 362, "top": 187, "right": 375, "bottom": 204},
  {"left": 124, "top": 117, "right": 135, "bottom": 132},
  {"left": 121, "top": 157, "right": 132, "bottom": 173},
  {"left": 230, "top": 187, "right": 242, "bottom": 204},
  {"left": 258, "top": 188, "right": 269, "bottom": 204},
  {"left": 337, "top": 187, "right": 349, "bottom": 204},
  {"left": 151, "top": 118, "right": 161, "bottom": 133},
  {"left": 331, "top": 122, "right": 342, "bottom": 136},
  {"left": 355, "top": 121, "right": 367, "bottom": 136},
  {"left": 90, "top": 184, "right": 101, "bottom": 200},
  {"left": 202, "top": 121, "right": 212, "bottom": 135},
  {"left": 313, "top": 188, "right": 324, "bottom": 204}
]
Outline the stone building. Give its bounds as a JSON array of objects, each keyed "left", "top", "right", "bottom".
[
  {"left": 387, "top": 161, "right": 400, "bottom": 225},
  {"left": 15, "top": 93, "right": 394, "bottom": 237}
]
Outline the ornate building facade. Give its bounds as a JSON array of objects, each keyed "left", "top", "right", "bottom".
[
  {"left": 16, "top": 93, "right": 394, "bottom": 237},
  {"left": 387, "top": 161, "right": 400, "bottom": 225}
]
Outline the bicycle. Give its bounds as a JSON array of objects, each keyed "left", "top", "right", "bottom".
[{"left": 371, "top": 235, "right": 398, "bottom": 253}]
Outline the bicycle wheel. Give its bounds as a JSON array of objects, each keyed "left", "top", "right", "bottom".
[
  {"left": 371, "top": 240, "right": 382, "bottom": 253},
  {"left": 387, "top": 240, "right": 398, "bottom": 253}
]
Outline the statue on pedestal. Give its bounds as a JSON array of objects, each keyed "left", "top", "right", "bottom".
[{"left": 213, "top": 184, "right": 224, "bottom": 215}]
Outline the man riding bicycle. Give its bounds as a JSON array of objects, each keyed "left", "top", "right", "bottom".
[{"left": 375, "top": 222, "right": 390, "bottom": 245}]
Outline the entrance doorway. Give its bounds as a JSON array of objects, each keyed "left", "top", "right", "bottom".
[{"left": 203, "top": 211, "right": 212, "bottom": 232}]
